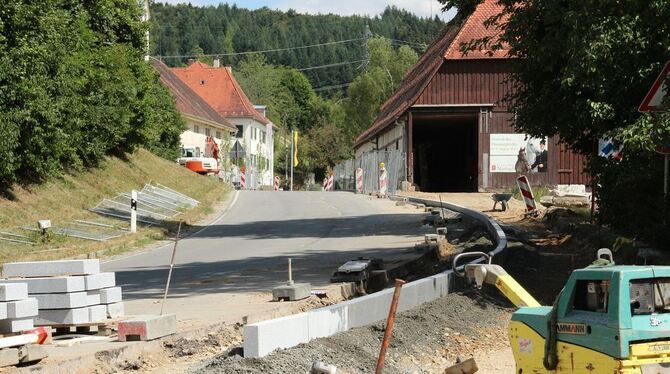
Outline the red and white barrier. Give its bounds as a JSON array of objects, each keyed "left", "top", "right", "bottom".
[
  {"left": 516, "top": 175, "right": 537, "bottom": 215},
  {"left": 378, "top": 166, "right": 388, "bottom": 197},
  {"left": 325, "top": 175, "right": 334, "bottom": 191},
  {"left": 274, "top": 176, "right": 280, "bottom": 191},
  {"left": 355, "top": 168, "right": 363, "bottom": 194},
  {"left": 240, "top": 172, "right": 246, "bottom": 190}
]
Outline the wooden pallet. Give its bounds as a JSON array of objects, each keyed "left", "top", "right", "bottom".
[{"left": 40, "top": 319, "right": 121, "bottom": 337}]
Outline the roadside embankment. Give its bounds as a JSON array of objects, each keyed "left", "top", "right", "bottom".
[{"left": 0, "top": 148, "right": 229, "bottom": 264}]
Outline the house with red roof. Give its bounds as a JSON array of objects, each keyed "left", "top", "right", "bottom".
[
  {"left": 151, "top": 59, "right": 236, "bottom": 166},
  {"left": 171, "top": 60, "right": 276, "bottom": 188},
  {"left": 354, "top": 0, "right": 587, "bottom": 192}
]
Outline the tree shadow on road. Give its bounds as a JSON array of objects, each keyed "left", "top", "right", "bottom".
[
  {"left": 182, "top": 213, "right": 431, "bottom": 240},
  {"left": 116, "top": 246, "right": 420, "bottom": 300}
]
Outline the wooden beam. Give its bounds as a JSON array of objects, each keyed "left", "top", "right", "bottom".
[{"left": 408, "top": 111, "right": 414, "bottom": 183}]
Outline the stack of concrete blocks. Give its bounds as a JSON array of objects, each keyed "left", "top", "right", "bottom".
[
  {"left": 0, "top": 260, "right": 124, "bottom": 326},
  {"left": 0, "top": 284, "right": 38, "bottom": 334}
]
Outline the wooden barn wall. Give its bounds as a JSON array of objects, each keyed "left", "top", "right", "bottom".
[
  {"left": 477, "top": 111, "right": 588, "bottom": 189},
  {"left": 416, "top": 60, "right": 513, "bottom": 109},
  {"left": 411, "top": 59, "right": 589, "bottom": 188}
]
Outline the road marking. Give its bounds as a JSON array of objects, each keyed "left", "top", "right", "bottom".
[{"left": 102, "top": 190, "right": 240, "bottom": 265}]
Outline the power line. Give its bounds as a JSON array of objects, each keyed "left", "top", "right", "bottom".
[
  {"left": 297, "top": 59, "right": 367, "bottom": 72},
  {"left": 156, "top": 37, "right": 366, "bottom": 59},
  {"left": 314, "top": 82, "right": 352, "bottom": 92}
]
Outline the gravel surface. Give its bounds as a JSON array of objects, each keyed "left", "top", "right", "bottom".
[{"left": 195, "top": 291, "right": 512, "bottom": 374}]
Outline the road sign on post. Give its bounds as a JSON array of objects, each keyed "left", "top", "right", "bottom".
[
  {"left": 639, "top": 61, "right": 669, "bottom": 112},
  {"left": 639, "top": 62, "right": 670, "bottom": 203}
]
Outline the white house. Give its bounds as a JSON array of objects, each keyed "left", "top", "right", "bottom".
[
  {"left": 172, "top": 60, "right": 276, "bottom": 188},
  {"left": 151, "top": 58, "right": 236, "bottom": 163}
]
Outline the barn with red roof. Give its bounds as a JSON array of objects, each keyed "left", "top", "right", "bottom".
[{"left": 354, "top": 0, "right": 588, "bottom": 192}]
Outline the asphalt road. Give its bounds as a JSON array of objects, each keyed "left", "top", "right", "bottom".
[{"left": 102, "top": 191, "right": 429, "bottom": 324}]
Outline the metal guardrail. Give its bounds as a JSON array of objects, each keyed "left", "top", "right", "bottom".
[{"left": 395, "top": 195, "right": 508, "bottom": 269}]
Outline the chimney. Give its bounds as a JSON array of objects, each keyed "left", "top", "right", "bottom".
[
  {"left": 213, "top": 58, "right": 220, "bottom": 68},
  {"left": 187, "top": 58, "right": 196, "bottom": 66},
  {"left": 225, "top": 66, "right": 232, "bottom": 73}
]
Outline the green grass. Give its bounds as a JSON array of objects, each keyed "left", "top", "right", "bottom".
[
  {"left": 509, "top": 184, "right": 551, "bottom": 201},
  {"left": 0, "top": 148, "right": 229, "bottom": 264}
]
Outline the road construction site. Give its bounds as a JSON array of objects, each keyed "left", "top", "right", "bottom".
[{"left": 0, "top": 188, "right": 638, "bottom": 374}]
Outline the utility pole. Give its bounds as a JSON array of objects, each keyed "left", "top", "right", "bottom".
[
  {"left": 362, "top": 24, "right": 372, "bottom": 71},
  {"left": 142, "top": 0, "right": 150, "bottom": 61}
]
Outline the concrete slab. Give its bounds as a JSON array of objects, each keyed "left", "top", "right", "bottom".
[
  {"left": 0, "top": 304, "right": 7, "bottom": 320},
  {"left": 32, "top": 292, "right": 88, "bottom": 309},
  {"left": 307, "top": 303, "right": 349, "bottom": 340},
  {"left": 3, "top": 260, "right": 99, "bottom": 278},
  {"left": 36, "top": 307, "right": 89, "bottom": 325},
  {"left": 86, "top": 293, "right": 101, "bottom": 306},
  {"left": 0, "top": 318, "right": 34, "bottom": 333},
  {"left": 96, "top": 287, "right": 122, "bottom": 304},
  {"left": 272, "top": 283, "right": 311, "bottom": 301},
  {"left": 88, "top": 305, "right": 107, "bottom": 323},
  {"left": 244, "top": 313, "right": 309, "bottom": 358},
  {"left": 0, "top": 283, "right": 28, "bottom": 301},
  {"left": 106, "top": 302, "right": 124, "bottom": 318},
  {"left": 0, "top": 276, "right": 85, "bottom": 294},
  {"left": 0, "top": 348, "right": 19, "bottom": 367},
  {"left": 84, "top": 272, "right": 115, "bottom": 290},
  {"left": 117, "top": 314, "right": 176, "bottom": 342},
  {"left": 243, "top": 271, "right": 455, "bottom": 359},
  {"left": 18, "top": 344, "right": 47, "bottom": 364},
  {"left": 7, "top": 298, "right": 38, "bottom": 318},
  {"left": 346, "top": 290, "right": 393, "bottom": 329}
]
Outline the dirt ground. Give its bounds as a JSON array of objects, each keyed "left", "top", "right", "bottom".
[{"left": 195, "top": 291, "right": 513, "bottom": 374}]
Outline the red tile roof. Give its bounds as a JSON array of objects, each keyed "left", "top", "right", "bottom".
[
  {"left": 171, "top": 61, "right": 271, "bottom": 125},
  {"left": 444, "top": 0, "right": 509, "bottom": 59},
  {"left": 355, "top": 0, "right": 509, "bottom": 147},
  {"left": 151, "top": 59, "right": 236, "bottom": 132}
]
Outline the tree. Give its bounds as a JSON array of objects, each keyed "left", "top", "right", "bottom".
[
  {"left": 341, "top": 38, "right": 419, "bottom": 141},
  {"left": 442, "top": 0, "right": 670, "bottom": 245},
  {"left": 0, "top": 0, "right": 185, "bottom": 185}
]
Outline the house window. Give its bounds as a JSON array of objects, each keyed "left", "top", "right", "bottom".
[
  {"left": 261, "top": 131, "right": 266, "bottom": 143},
  {"left": 193, "top": 125, "right": 200, "bottom": 134},
  {"left": 216, "top": 131, "right": 222, "bottom": 139},
  {"left": 235, "top": 125, "right": 243, "bottom": 138},
  {"left": 205, "top": 128, "right": 211, "bottom": 136}
]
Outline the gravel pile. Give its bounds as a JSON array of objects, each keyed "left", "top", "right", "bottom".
[{"left": 195, "top": 292, "right": 512, "bottom": 374}]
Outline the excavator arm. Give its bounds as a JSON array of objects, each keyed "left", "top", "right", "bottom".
[{"left": 454, "top": 252, "right": 541, "bottom": 308}]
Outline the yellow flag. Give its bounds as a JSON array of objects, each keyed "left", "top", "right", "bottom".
[{"left": 293, "top": 131, "right": 299, "bottom": 167}]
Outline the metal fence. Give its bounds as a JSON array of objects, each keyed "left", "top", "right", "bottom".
[{"left": 333, "top": 150, "right": 406, "bottom": 195}]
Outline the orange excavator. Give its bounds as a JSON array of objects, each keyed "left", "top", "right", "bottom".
[{"left": 177, "top": 136, "right": 220, "bottom": 175}]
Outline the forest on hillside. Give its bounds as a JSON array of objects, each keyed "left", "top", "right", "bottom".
[{"left": 149, "top": 3, "right": 445, "bottom": 90}]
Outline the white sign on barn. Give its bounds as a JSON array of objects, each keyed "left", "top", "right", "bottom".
[{"left": 489, "top": 134, "right": 548, "bottom": 173}]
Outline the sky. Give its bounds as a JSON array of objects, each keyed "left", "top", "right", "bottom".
[{"left": 159, "top": 0, "right": 457, "bottom": 21}]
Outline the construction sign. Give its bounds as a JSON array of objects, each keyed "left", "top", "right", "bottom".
[{"left": 639, "top": 61, "right": 669, "bottom": 112}]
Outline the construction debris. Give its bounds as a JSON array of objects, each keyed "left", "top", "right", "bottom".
[{"left": 444, "top": 358, "right": 478, "bottom": 374}]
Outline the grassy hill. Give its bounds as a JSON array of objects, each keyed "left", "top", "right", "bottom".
[{"left": 0, "top": 148, "right": 229, "bottom": 264}]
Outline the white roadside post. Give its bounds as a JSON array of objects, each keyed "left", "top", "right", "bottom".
[
  {"left": 130, "top": 190, "right": 138, "bottom": 233},
  {"left": 290, "top": 130, "right": 294, "bottom": 191}
]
